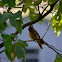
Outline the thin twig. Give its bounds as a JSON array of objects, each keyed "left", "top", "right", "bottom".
[
  {"left": 7, "top": 7, "right": 11, "bottom": 12},
  {"left": 41, "top": 5, "right": 49, "bottom": 15},
  {"left": 26, "top": 40, "right": 34, "bottom": 42},
  {"left": 0, "top": 42, "right": 4, "bottom": 48},
  {"left": 48, "top": 44, "right": 62, "bottom": 52},
  {"left": 26, "top": 39, "right": 62, "bottom": 57},
  {"left": 13, "top": 7, "right": 23, "bottom": 8},
  {"left": 0, "top": 50, "right": 5, "bottom": 54},
  {"left": 43, "top": 40, "right": 62, "bottom": 57},
  {"left": 47, "top": 44, "right": 62, "bottom": 57},
  {"left": 22, "top": 0, "right": 59, "bottom": 29},
  {"left": 0, "top": 0, "right": 59, "bottom": 49},
  {"left": 0, "top": 39, "right": 3, "bottom": 41},
  {"left": 42, "top": 24, "right": 50, "bottom": 39},
  {"left": 40, "top": 6, "right": 56, "bottom": 13},
  {"left": 38, "top": 5, "right": 40, "bottom": 15}
]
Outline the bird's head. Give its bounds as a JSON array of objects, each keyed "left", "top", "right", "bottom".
[{"left": 28, "top": 25, "right": 33, "bottom": 31}]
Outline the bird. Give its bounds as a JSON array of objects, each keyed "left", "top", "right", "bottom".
[
  {"left": 28, "top": 25, "right": 44, "bottom": 49},
  {"left": 28, "top": 25, "right": 62, "bottom": 56}
]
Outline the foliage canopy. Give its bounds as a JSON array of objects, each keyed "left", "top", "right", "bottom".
[{"left": 0, "top": 0, "right": 62, "bottom": 62}]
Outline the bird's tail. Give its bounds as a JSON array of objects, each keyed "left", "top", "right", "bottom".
[
  {"left": 37, "top": 39, "right": 62, "bottom": 57},
  {"left": 37, "top": 39, "right": 44, "bottom": 49},
  {"left": 37, "top": 39, "right": 51, "bottom": 49}
]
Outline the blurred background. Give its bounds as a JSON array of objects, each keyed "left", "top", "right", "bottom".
[{"left": 0, "top": 7, "right": 62, "bottom": 62}]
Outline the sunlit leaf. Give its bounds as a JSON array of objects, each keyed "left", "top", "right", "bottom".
[
  {"left": 51, "top": 12, "right": 62, "bottom": 37},
  {"left": 38, "top": 19, "right": 43, "bottom": 24},
  {"left": 34, "top": 0, "right": 42, "bottom": 6},
  {"left": 48, "top": 0, "right": 56, "bottom": 4},
  {"left": 55, "top": 4, "right": 58, "bottom": 10},
  {"left": 23, "top": 5, "right": 28, "bottom": 13},
  {"left": 26, "top": 0, "right": 32, "bottom": 6},
  {"left": 55, "top": 54, "right": 62, "bottom": 62},
  {"left": 43, "top": 0, "right": 46, "bottom": 2}
]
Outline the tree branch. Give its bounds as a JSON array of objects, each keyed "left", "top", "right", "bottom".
[
  {"left": 0, "top": 50, "right": 5, "bottom": 54},
  {"left": 0, "top": 0, "right": 59, "bottom": 50},
  {"left": 38, "top": 5, "right": 40, "bottom": 15},
  {"left": 41, "top": 4, "right": 49, "bottom": 15},
  {"left": 26, "top": 39, "right": 62, "bottom": 57},
  {"left": 14, "top": 0, "right": 59, "bottom": 35},
  {"left": 22, "top": 0, "right": 59, "bottom": 29},
  {"left": 0, "top": 42, "right": 4, "bottom": 48},
  {"left": 7, "top": 7, "right": 11, "bottom": 12}
]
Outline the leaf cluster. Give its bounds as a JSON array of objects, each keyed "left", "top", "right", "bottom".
[{"left": 0, "top": 0, "right": 62, "bottom": 62}]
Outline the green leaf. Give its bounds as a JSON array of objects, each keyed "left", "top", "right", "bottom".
[
  {"left": 56, "top": 54, "right": 62, "bottom": 59},
  {"left": 0, "top": 1, "right": 4, "bottom": 6},
  {"left": 16, "top": 42, "right": 26, "bottom": 49},
  {"left": 38, "top": 19, "right": 43, "bottom": 24},
  {"left": 29, "top": 9, "right": 39, "bottom": 21},
  {"left": 43, "top": 0, "right": 46, "bottom": 2},
  {"left": 17, "top": 1, "right": 23, "bottom": 6},
  {"left": 15, "top": 43, "right": 25, "bottom": 59},
  {"left": 55, "top": 54, "right": 62, "bottom": 62},
  {"left": 11, "top": 33, "right": 18, "bottom": 39},
  {"left": 2, "top": 0, "right": 15, "bottom": 7},
  {"left": 19, "top": 40, "right": 28, "bottom": 47},
  {"left": 14, "top": 11, "right": 22, "bottom": 18},
  {"left": 23, "top": 51, "right": 26, "bottom": 62},
  {"left": 54, "top": 29, "right": 61, "bottom": 37},
  {"left": 2, "top": 0, "right": 9, "bottom": 4},
  {"left": 23, "top": 5, "right": 27, "bottom": 13},
  {"left": 11, "top": 44, "right": 16, "bottom": 61},
  {"left": 16, "top": 20, "right": 22, "bottom": 34},
  {"left": 55, "top": 4, "right": 58, "bottom": 10},
  {"left": 34, "top": 0, "right": 42, "bottom": 6},
  {"left": 26, "top": 0, "right": 32, "bottom": 6},
  {"left": 48, "top": 0, "right": 56, "bottom": 4},
  {"left": 51, "top": 13, "right": 62, "bottom": 37},
  {"left": 14, "top": 10, "right": 23, "bottom": 24},
  {"left": 0, "top": 22, "right": 7, "bottom": 31},
  {"left": 9, "top": 11, "right": 23, "bottom": 34},
  {"left": 1, "top": 34, "right": 11, "bottom": 41},
  {"left": 4, "top": 40, "right": 12, "bottom": 54},
  {"left": 8, "top": 0, "right": 15, "bottom": 7},
  {"left": 5, "top": 50, "right": 12, "bottom": 61},
  {"left": 0, "top": 12, "right": 9, "bottom": 25},
  {"left": 9, "top": 16, "right": 17, "bottom": 27},
  {"left": 5, "top": 44, "right": 15, "bottom": 61},
  {"left": 4, "top": 40, "right": 13, "bottom": 61},
  {"left": 58, "top": 0, "right": 62, "bottom": 13}
]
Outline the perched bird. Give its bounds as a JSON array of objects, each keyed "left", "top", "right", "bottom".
[
  {"left": 28, "top": 25, "right": 62, "bottom": 56},
  {"left": 28, "top": 25, "right": 44, "bottom": 49}
]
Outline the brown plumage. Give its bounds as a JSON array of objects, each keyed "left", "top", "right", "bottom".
[{"left": 28, "top": 25, "right": 44, "bottom": 49}]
